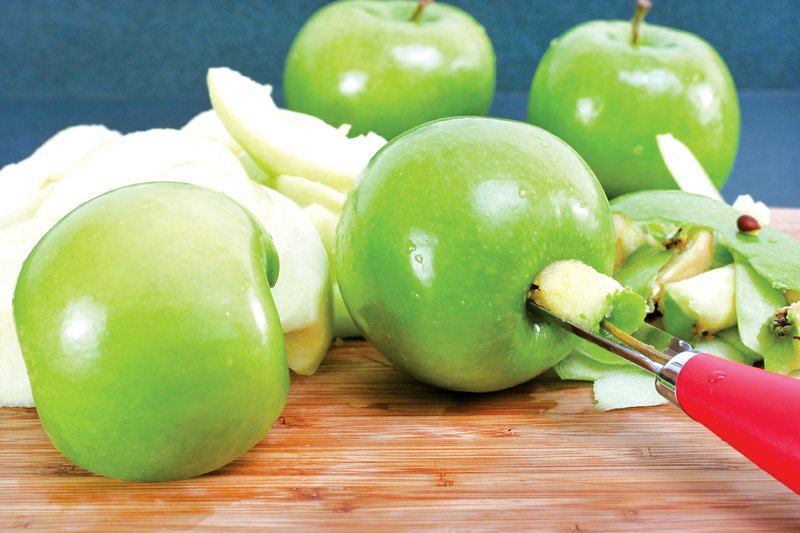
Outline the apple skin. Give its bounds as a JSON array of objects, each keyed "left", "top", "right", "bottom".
[
  {"left": 13, "top": 182, "right": 289, "bottom": 481},
  {"left": 335, "top": 117, "right": 615, "bottom": 392},
  {"left": 284, "top": 0, "right": 495, "bottom": 139},
  {"left": 527, "top": 20, "right": 739, "bottom": 197}
]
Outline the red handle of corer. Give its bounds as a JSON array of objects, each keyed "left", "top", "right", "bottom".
[{"left": 676, "top": 352, "right": 800, "bottom": 493}]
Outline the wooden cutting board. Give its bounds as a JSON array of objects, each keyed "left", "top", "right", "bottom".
[{"left": 2, "top": 209, "right": 799, "bottom": 531}]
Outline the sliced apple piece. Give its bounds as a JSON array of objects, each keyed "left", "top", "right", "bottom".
[
  {"left": 183, "top": 109, "right": 242, "bottom": 152},
  {"left": 182, "top": 110, "right": 273, "bottom": 186},
  {"left": 613, "top": 213, "right": 647, "bottom": 269},
  {"left": 661, "top": 264, "right": 736, "bottom": 339},
  {"left": 0, "top": 125, "right": 120, "bottom": 229},
  {"left": 207, "top": 67, "right": 386, "bottom": 192},
  {"left": 303, "top": 203, "right": 360, "bottom": 338},
  {"left": 284, "top": 293, "right": 333, "bottom": 376},
  {"left": 276, "top": 175, "right": 346, "bottom": 213},
  {"left": 651, "top": 229, "right": 714, "bottom": 302},
  {"left": 656, "top": 133, "right": 723, "bottom": 201}
]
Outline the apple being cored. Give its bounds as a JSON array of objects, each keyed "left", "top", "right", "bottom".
[
  {"left": 13, "top": 182, "right": 289, "bottom": 481},
  {"left": 527, "top": 3, "right": 739, "bottom": 197},
  {"left": 284, "top": 0, "right": 495, "bottom": 139},
  {"left": 335, "top": 117, "right": 615, "bottom": 392}
]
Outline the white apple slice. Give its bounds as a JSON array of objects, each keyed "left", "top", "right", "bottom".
[
  {"left": 207, "top": 67, "right": 386, "bottom": 192},
  {"left": 284, "top": 293, "right": 333, "bottom": 375},
  {"left": 656, "top": 133, "right": 724, "bottom": 201},
  {"left": 302, "top": 203, "right": 361, "bottom": 338},
  {"left": 183, "top": 109, "right": 242, "bottom": 153},
  {"left": 661, "top": 264, "right": 737, "bottom": 338},
  {"left": 36, "top": 129, "right": 251, "bottom": 223},
  {"left": 0, "top": 125, "right": 121, "bottom": 229},
  {"left": 276, "top": 175, "right": 346, "bottom": 213},
  {"left": 0, "top": 219, "right": 55, "bottom": 407},
  {"left": 183, "top": 110, "right": 273, "bottom": 186}
]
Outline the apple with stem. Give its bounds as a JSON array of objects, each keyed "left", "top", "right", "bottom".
[
  {"left": 284, "top": 0, "right": 495, "bottom": 139},
  {"left": 336, "top": 117, "right": 615, "bottom": 392},
  {"left": 14, "top": 182, "right": 289, "bottom": 481},
  {"left": 527, "top": 0, "right": 739, "bottom": 197}
]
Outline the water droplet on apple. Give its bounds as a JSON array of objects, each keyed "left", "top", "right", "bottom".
[
  {"left": 412, "top": 291, "right": 421, "bottom": 299},
  {"left": 406, "top": 240, "right": 417, "bottom": 252},
  {"left": 518, "top": 188, "right": 529, "bottom": 198},
  {"left": 414, "top": 254, "right": 424, "bottom": 263},
  {"left": 459, "top": 300, "right": 466, "bottom": 306}
]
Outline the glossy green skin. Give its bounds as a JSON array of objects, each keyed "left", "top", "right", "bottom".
[
  {"left": 336, "top": 117, "right": 615, "bottom": 392},
  {"left": 13, "top": 183, "right": 289, "bottom": 481},
  {"left": 284, "top": 0, "right": 495, "bottom": 139},
  {"left": 528, "top": 21, "right": 740, "bottom": 197}
]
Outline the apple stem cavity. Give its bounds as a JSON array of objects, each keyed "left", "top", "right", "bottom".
[
  {"left": 631, "top": 0, "right": 653, "bottom": 46},
  {"left": 410, "top": 0, "right": 433, "bottom": 22}
]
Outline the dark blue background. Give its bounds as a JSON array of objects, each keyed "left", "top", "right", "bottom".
[{"left": 1, "top": 0, "right": 798, "bottom": 205}]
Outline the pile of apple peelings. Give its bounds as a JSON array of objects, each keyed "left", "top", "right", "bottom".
[
  {"left": 559, "top": 191, "right": 800, "bottom": 410},
  {"left": 0, "top": 67, "right": 386, "bottom": 407}
]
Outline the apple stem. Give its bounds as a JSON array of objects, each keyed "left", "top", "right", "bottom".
[
  {"left": 631, "top": 0, "right": 653, "bottom": 45},
  {"left": 410, "top": 0, "right": 433, "bottom": 22}
]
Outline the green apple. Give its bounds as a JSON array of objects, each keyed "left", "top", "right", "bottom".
[
  {"left": 527, "top": 9, "right": 739, "bottom": 197},
  {"left": 336, "top": 117, "right": 614, "bottom": 392},
  {"left": 13, "top": 182, "right": 289, "bottom": 481},
  {"left": 284, "top": 0, "right": 495, "bottom": 139}
]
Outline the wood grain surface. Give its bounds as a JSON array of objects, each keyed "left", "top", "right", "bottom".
[{"left": 2, "top": 210, "right": 799, "bottom": 531}]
